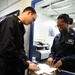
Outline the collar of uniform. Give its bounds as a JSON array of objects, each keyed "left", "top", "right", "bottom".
[
  {"left": 13, "top": 15, "right": 26, "bottom": 34},
  {"left": 13, "top": 15, "right": 23, "bottom": 25}
]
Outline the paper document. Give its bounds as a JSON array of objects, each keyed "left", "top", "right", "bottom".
[{"left": 35, "top": 63, "right": 57, "bottom": 74}]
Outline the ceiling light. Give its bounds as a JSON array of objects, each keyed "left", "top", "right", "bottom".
[{"left": 53, "top": 4, "right": 72, "bottom": 10}]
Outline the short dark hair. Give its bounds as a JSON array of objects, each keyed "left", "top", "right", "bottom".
[
  {"left": 57, "top": 14, "right": 73, "bottom": 24},
  {"left": 23, "top": 6, "right": 36, "bottom": 14}
]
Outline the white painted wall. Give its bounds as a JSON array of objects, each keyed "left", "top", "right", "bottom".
[{"left": 34, "top": 8, "right": 59, "bottom": 49}]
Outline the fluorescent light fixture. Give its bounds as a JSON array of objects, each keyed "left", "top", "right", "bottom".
[{"left": 53, "top": 4, "right": 72, "bottom": 10}]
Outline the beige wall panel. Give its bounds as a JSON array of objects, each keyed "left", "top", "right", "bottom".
[
  {"left": 0, "top": 0, "right": 7, "bottom": 11},
  {"left": 22, "top": 0, "right": 32, "bottom": 57},
  {"left": 0, "top": 1, "right": 22, "bottom": 17},
  {"left": 8, "top": 0, "right": 21, "bottom": 6}
]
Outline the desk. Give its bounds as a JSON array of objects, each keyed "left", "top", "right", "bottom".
[
  {"left": 29, "top": 70, "right": 75, "bottom": 75},
  {"left": 28, "top": 70, "right": 56, "bottom": 75},
  {"left": 28, "top": 63, "right": 75, "bottom": 75}
]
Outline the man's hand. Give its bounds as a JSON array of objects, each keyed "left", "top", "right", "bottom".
[
  {"left": 52, "top": 60, "right": 62, "bottom": 68},
  {"left": 47, "top": 58, "right": 53, "bottom": 67},
  {"left": 28, "top": 63, "right": 40, "bottom": 71},
  {"left": 26, "top": 60, "right": 33, "bottom": 64},
  {"left": 26, "top": 60, "right": 40, "bottom": 71}
]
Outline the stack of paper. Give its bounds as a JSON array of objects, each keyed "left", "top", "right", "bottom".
[{"left": 35, "top": 63, "right": 57, "bottom": 74}]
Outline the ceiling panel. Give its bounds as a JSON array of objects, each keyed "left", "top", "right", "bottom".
[
  {"left": 52, "top": 0, "right": 75, "bottom": 8},
  {"left": 35, "top": 0, "right": 75, "bottom": 20},
  {"left": 54, "top": 5, "right": 75, "bottom": 14}
]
